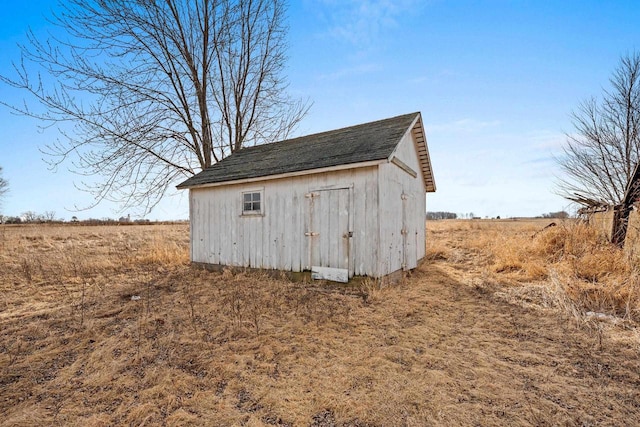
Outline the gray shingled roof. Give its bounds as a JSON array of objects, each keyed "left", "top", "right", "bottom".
[{"left": 177, "top": 112, "right": 420, "bottom": 189}]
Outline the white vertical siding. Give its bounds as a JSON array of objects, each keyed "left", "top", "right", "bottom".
[
  {"left": 378, "top": 129, "right": 427, "bottom": 276},
  {"left": 189, "top": 166, "right": 380, "bottom": 276}
]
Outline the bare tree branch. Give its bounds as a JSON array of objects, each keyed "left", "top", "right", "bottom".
[
  {"left": 0, "top": 0, "right": 309, "bottom": 215},
  {"left": 557, "top": 52, "right": 640, "bottom": 208}
]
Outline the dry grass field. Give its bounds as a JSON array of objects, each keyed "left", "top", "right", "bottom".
[{"left": 1, "top": 220, "right": 639, "bottom": 426}]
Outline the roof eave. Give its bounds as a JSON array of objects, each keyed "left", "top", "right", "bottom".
[
  {"left": 177, "top": 159, "right": 386, "bottom": 190},
  {"left": 410, "top": 113, "right": 436, "bottom": 193},
  {"left": 386, "top": 113, "right": 436, "bottom": 193}
]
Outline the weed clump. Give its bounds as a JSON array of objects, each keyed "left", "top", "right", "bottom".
[{"left": 455, "top": 220, "right": 640, "bottom": 319}]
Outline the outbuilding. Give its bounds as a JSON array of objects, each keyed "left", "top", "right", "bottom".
[{"left": 177, "top": 112, "right": 436, "bottom": 282}]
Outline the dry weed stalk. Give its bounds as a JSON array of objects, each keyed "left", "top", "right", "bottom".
[
  {"left": 459, "top": 219, "right": 640, "bottom": 320},
  {"left": 358, "top": 278, "right": 382, "bottom": 303}
]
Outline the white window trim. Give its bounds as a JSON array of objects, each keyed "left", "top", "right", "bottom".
[{"left": 241, "top": 188, "right": 264, "bottom": 216}]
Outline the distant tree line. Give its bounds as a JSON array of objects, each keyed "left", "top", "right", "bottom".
[
  {"left": 0, "top": 212, "right": 181, "bottom": 225},
  {"left": 426, "top": 211, "right": 458, "bottom": 220},
  {"left": 1, "top": 211, "right": 59, "bottom": 224},
  {"left": 425, "top": 211, "right": 570, "bottom": 221},
  {"left": 539, "top": 211, "right": 569, "bottom": 219}
]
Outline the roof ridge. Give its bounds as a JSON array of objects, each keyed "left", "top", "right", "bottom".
[{"left": 237, "top": 112, "right": 420, "bottom": 153}]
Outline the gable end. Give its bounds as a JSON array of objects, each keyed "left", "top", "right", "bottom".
[{"left": 411, "top": 115, "right": 436, "bottom": 192}]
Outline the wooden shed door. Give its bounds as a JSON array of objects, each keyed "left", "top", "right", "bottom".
[{"left": 307, "top": 188, "right": 351, "bottom": 282}]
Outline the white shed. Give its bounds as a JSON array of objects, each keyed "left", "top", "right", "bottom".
[{"left": 176, "top": 112, "right": 436, "bottom": 282}]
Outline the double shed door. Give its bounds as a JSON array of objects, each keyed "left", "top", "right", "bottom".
[{"left": 306, "top": 187, "right": 352, "bottom": 282}]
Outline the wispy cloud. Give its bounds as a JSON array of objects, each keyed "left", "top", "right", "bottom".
[
  {"left": 316, "top": 63, "right": 381, "bottom": 80},
  {"left": 407, "top": 69, "right": 458, "bottom": 85},
  {"left": 522, "top": 156, "right": 555, "bottom": 165},
  {"left": 427, "top": 118, "right": 502, "bottom": 134},
  {"left": 529, "top": 130, "right": 567, "bottom": 150},
  {"left": 316, "top": 0, "right": 423, "bottom": 47}
]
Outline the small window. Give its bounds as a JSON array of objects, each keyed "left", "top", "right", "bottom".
[{"left": 242, "top": 191, "right": 262, "bottom": 214}]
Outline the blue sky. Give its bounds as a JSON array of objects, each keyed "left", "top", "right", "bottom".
[{"left": 1, "top": 0, "right": 639, "bottom": 220}]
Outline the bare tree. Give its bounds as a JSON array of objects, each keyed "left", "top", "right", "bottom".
[
  {"left": 1, "top": 0, "right": 309, "bottom": 214},
  {"left": 43, "top": 211, "right": 57, "bottom": 222},
  {"left": 0, "top": 166, "right": 8, "bottom": 211},
  {"left": 557, "top": 52, "right": 640, "bottom": 245},
  {"left": 22, "top": 211, "right": 41, "bottom": 223},
  {"left": 558, "top": 52, "right": 640, "bottom": 207}
]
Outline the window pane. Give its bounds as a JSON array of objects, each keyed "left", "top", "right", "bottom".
[{"left": 242, "top": 192, "right": 262, "bottom": 213}]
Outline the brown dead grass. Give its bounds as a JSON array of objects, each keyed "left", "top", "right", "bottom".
[
  {"left": 427, "top": 219, "right": 640, "bottom": 320},
  {"left": 1, "top": 222, "right": 639, "bottom": 426}
]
